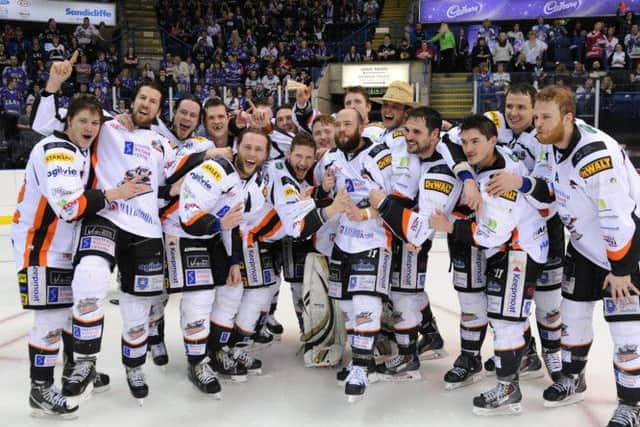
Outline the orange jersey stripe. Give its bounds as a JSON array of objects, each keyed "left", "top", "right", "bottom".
[{"left": 608, "top": 238, "right": 633, "bottom": 262}]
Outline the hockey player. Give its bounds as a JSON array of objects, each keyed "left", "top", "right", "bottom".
[
  {"left": 344, "top": 86, "right": 385, "bottom": 144},
  {"left": 480, "top": 83, "right": 563, "bottom": 382},
  {"left": 207, "top": 129, "right": 275, "bottom": 378},
  {"left": 317, "top": 108, "right": 394, "bottom": 401},
  {"left": 371, "top": 81, "right": 447, "bottom": 362},
  {"left": 31, "top": 55, "right": 205, "bottom": 403},
  {"left": 12, "top": 95, "right": 148, "bottom": 417},
  {"left": 431, "top": 115, "right": 550, "bottom": 415},
  {"left": 311, "top": 114, "right": 336, "bottom": 159},
  {"left": 369, "top": 106, "right": 460, "bottom": 381},
  {"left": 534, "top": 85, "right": 640, "bottom": 427}
]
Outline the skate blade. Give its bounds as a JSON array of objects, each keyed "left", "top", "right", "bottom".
[
  {"left": 347, "top": 394, "right": 364, "bottom": 403},
  {"left": 419, "top": 348, "right": 449, "bottom": 361},
  {"left": 247, "top": 342, "right": 273, "bottom": 353},
  {"left": 93, "top": 384, "right": 110, "bottom": 394},
  {"left": 520, "top": 368, "right": 545, "bottom": 380},
  {"left": 543, "top": 392, "right": 585, "bottom": 408},
  {"left": 247, "top": 368, "right": 263, "bottom": 376},
  {"left": 30, "top": 408, "right": 79, "bottom": 420},
  {"left": 66, "top": 382, "right": 94, "bottom": 407},
  {"left": 136, "top": 398, "right": 144, "bottom": 407},
  {"left": 473, "top": 402, "right": 522, "bottom": 416},
  {"left": 378, "top": 370, "right": 422, "bottom": 382},
  {"left": 444, "top": 372, "right": 484, "bottom": 391},
  {"left": 218, "top": 374, "right": 248, "bottom": 383},
  {"left": 210, "top": 391, "right": 222, "bottom": 400},
  {"left": 337, "top": 374, "right": 379, "bottom": 387}
]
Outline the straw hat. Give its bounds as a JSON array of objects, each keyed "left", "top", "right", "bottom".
[{"left": 371, "top": 80, "right": 417, "bottom": 107}]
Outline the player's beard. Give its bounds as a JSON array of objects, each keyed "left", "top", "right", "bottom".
[
  {"left": 335, "top": 131, "right": 361, "bottom": 153},
  {"left": 537, "top": 121, "right": 565, "bottom": 145}
]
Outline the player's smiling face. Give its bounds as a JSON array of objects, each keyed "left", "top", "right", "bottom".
[
  {"left": 461, "top": 128, "right": 496, "bottom": 168},
  {"left": 66, "top": 109, "right": 102, "bottom": 149},
  {"left": 204, "top": 105, "right": 229, "bottom": 143},
  {"left": 381, "top": 101, "right": 407, "bottom": 130},
  {"left": 173, "top": 99, "right": 201, "bottom": 140},
  {"left": 236, "top": 132, "right": 269, "bottom": 178},
  {"left": 131, "top": 86, "right": 162, "bottom": 127},
  {"left": 505, "top": 92, "right": 534, "bottom": 135},
  {"left": 288, "top": 144, "right": 316, "bottom": 180}
]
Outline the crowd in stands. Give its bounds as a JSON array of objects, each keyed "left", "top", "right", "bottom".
[{"left": 2, "top": 3, "right": 640, "bottom": 167}]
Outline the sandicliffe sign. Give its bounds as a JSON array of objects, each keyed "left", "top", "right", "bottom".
[
  {"left": 1, "top": 0, "right": 116, "bottom": 25},
  {"left": 420, "top": 0, "right": 637, "bottom": 23}
]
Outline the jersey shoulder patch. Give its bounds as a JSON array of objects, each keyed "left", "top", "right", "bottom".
[
  {"left": 579, "top": 155, "right": 613, "bottom": 179},
  {"left": 484, "top": 111, "right": 503, "bottom": 129},
  {"left": 215, "top": 157, "right": 236, "bottom": 175},
  {"left": 367, "top": 122, "right": 385, "bottom": 129},
  {"left": 192, "top": 136, "right": 209, "bottom": 144},
  {"left": 281, "top": 175, "right": 299, "bottom": 189},
  {"left": 43, "top": 141, "right": 77, "bottom": 153},
  {"left": 426, "top": 163, "right": 454, "bottom": 177},
  {"left": 368, "top": 142, "right": 389, "bottom": 158},
  {"left": 571, "top": 141, "right": 607, "bottom": 167},
  {"left": 376, "top": 153, "right": 392, "bottom": 170},
  {"left": 392, "top": 130, "right": 405, "bottom": 138},
  {"left": 201, "top": 161, "right": 225, "bottom": 182}
]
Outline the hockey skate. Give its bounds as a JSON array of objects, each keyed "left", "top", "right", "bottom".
[
  {"left": 209, "top": 348, "right": 248, "bottom": 382},
  {"left": 265, "top": 314, "right": 283, "bottom": 339},
  {"left": 444, "top": 353, "right": 483, "bottom": 390},
  {"left": 61, "top": 358, "right": 96, "bottom": 401},
  {"left": 188, "top": 358, "right": 222, "bottom": 398},
  {"left": 30, "top": 380, "right": 79, "bottom": 419},
  {"left": 63, "top": 359, "right": 110, "bottom": 393},
  {"left": 543, "top": 373, "right": 586, "bottom": 408},
  {"left": 417, "top": 326, "right": 447, "bottom": 361},
  {"left": 232, "top": 345, "right": 263, "bottom": 375},
  {"left": 148, "top": 341, "right": 169, "bottom": 367},
  {"left": 472, "top": 379, "right": 522, "bottom": 416},
  {"left": 125, "top": 366, "right": 148, "bottom": 406},
  {"left": 485, "top": 340, "right": 543, "bottom": 380},
  {"left": 336, "top": 360, "right": 379, "bottom": 386},
  {"left": 345, "top": 365, "right": 368, "bottom": 403},
  {"left": 607, "top": 402, "right": 640, "bottom": 427},
  {"left": 542, "top": 350, "right": 563, "bottom": 382},
  {"left": 248, "top": 327, "right": 274, "bottom": 352},
  {"left": 373, "top": 332, "right": 397, "bottom": 361},
  {"left": 376, "top": 354, "right": 422, "bottom": 382}
]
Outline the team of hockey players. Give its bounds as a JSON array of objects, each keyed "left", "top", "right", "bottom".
[{"left": 10, "top": 51, "right": 640, "bottom": 427}]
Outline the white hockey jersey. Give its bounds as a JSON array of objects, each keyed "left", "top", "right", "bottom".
[
  {"left": 315, "top": 140, "right": 394, "bottom": 253},
  {"left": 11, "top": 132, "right": 107, "bottom": 270},
  {"left": 380, "top": 127, "right": 420, "bottom": 200},
  {"left": 552, "top": 121, "right": 640, "bottom": 275}
]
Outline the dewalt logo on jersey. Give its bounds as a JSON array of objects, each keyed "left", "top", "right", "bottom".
[
  {"left": 377, "top": 154, "right": 392, "bottom": 170},
  {"left": 202, "top": 163, "right": 223, "bottom": 181},
  {"left": 579, "top": 156, "right": 612, "bottom": 179},
  {"left": 424, "top": 179, "right": 453, "bottom": 195},
  {"left": 44, "top": 152, "right": 74, "bottom": 163},
  {"left": 500, "top": 190, "right": 518, "bottom": 202},
  {"left": 392, "top": 130, "right": 405, "bottom": 138},
  {"left": 284, "top": 186, "right": 299, "bottom": 197}
]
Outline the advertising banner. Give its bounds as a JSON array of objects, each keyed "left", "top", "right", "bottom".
[{"left": 0, "top": 0, "right": 116, "bottom": 25}]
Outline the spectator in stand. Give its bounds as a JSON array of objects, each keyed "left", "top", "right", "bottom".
[
  {"left": 114, "top": 99, "right": 128, "bottom": 115},
  {"left": 586, "top": 21, "right": 607, "bottom": 69},
  {"left": 456, "top": 28, "right": 470, "bottom": 71},
  {"left": 630, "top": 62, "right": 640, "bottom": 88},
  {"left": 571, "top": 61, "right": 588, "bottom": 85},
  {"left": 617, "top": 8, "right": 635, "bottom": 38},
  {"left": 157, "top": 68, "right": 176, "bottom": 100},
  {"left": 315, "top": 40, "right": 332, "bottom": 65},
  {"left": 245, "top": 69, "right": 260, "bottom": 89},
  {"left": 293, "top": 40, "right": 314, "bottom": 70},
  {"left": 569, "top": 21, "right": 586, "bottom": 62},
  {"left": 0, "top": 43, "right": 8, "bottom": 75},
  {"left": 415, "top": 40, "right": 434, "bottom": 61},
  {"left": 261, "top": 41, "right": 279, "bottom": 63},
  {"left": 26, "top": 39, "right": 44, "bottom": 74},
  {"left": 2, "top": 55, "right": 27, "bottom": 92},
  {"left": 378, "top": 34, "right": 397, "bottom": 61},
  {"left": 362, "top": 40, "right": 377, "bottom": 62},
  {"left": 74, "top": 17, "right": 102, "bottom": 59},
  {"left": 0, "top": 78, "right": 23, "bottom": 142},
  {"left": 625, "top": 24, "right": 640, "bottom": 61},
  {"left": 73, "top": 53, "right": 91, "bottom": 88},
  {"left": 428, "top": 23, "right": 456, "bottom": 72},
  {"left": 40, "top": 18, "right": 61, "bottom": 51},
  {"left": 470, "top": 36, "right": 492, "bottom": 69},
  {"left": 475, "top": 61, "right": 491, "bottom": 83},
  {"left": 262, "top": 66, "right": 280, "bottom": 94},
  {"left": 93, "top": 51, "right": 109, "bottom": 77},
  {"left": 589, "top": 59, "right": 607, "bottom": 79},
  {"left": 193, "top": 38, "right": 211, "bottom": 68},
  {"left": 601, "top": 74, "right": 615, "bottom": 95},
  {"left": 493, "top": 31, "right": 514, "bottom": 69},
  {"left": 533, "top": 16, "right": 551, "bottom": 43},
  {"left": 410, "top": 23, "right": 429, "bottom": 50},
  {"left": 312, "top": 17, "right": 326, "bottom": 41},
  {"left": 344, "top": 45, "right": 362, "bottom": 63},
  {"left": 142, "top": 63, "right": 155, "bottom": 81},
  {"left": 576, "top": 77, "right": 595, "bottom": 96},
  {"left": 89, "top": 72, "right": 109, "bottom": 96},
  {"left": 532, "top": 56, "right": 548, "bottom": 86},
  {"left": 8, "top": 26, "right": 30, "bottom": 60},
  {"left": 32, "top": 60, "right": 49, "bottom": 88},
  {"left": 123, "top": 46, "right": 139, "bottom": 78},
  {"left": 398, "top": 38, "right": 413, "bottom": 60},
  {"left": 106, "top": 44, "right": 120, "bottom": 80},
  {"left": 277, "top": 55, "right": 293, "bottom": 80},
  {"left": 511, "top": 52, "right": 528, "bottom": 80},
  {"left": 226, "top": 87, "right": 240, "bottom": 112},
  {"left": 119, "top": 68, "right": 137, "bottom": 97},
  {"left": 363, "top": 0, "right": 379, "bottom": 23},
  {"left": 508, "top": 23, "right": 525, "bottom": 52},
  {"left": 520, "top": 30, "right": 547, "bottom": 70},
  {"left": 609, "top": 43, "right": 631, "bottom": 78},
  {"left": 555, "top": 63, "right": 570, "bottom": 84},
  {"left": 477, "top": 19, "right": 497, "bottom": 48},
  {"left": 224, "top": 53, "right": 244, "bottom": 88},
  {"left": 604, "top": 26, "right": 619, "bottom": 65},
  {"left": 47, "top": 35, "right": 66, "bottom": 62},
  {"left": 93, "top": 86, "right": 108, "bottom": 109},
  {"left": 491, "top": 62, "right": 511, "bottom": 90}
]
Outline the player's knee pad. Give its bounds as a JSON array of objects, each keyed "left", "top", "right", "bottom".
[
  {"left": 352, "top": 294, "right": 382, "bottom": 334},
  {"left": 561, "top": 299, "right": 596, "bottom": 346},
  {"left": 457, "top": 291, "right": 488, "bottom": 328},
  {"left": 491, "top": 318, "right": 526, "bottom": 351},
  {"left": 389, "top": 291, "right": 421, "bottom": 330},
  {"left": 610, "top": 321, "right": 640, "bottom": 372},
  {"left": 236, "top": 287, "right": 272, "bottom": 334},
  {"left": 119, "top": 293, "right": 151, "bottom": 346},
  {"left": 30, "top": 308, "right": 71, "bottom": 350},
  {"left": 210, "top": 284, "right": 244, "bottom": 328},
  {"left": 180, "top": 290, "right": 215, "bottom": 341},
  {"left": 534, "top": 288, "right": 562, "bottom": 328},
  {"left": 72, "top": 255, "right": 111, "bottom": 322}
]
